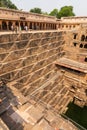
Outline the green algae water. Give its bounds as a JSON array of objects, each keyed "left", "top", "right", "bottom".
[{"left": 64, "top": 102, "right": 87, "bottom": 129}]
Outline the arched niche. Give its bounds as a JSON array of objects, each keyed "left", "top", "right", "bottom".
[
  {"left": 79, "top": 44, "right": 83, "bottom": 48},
  {"left": 81, "top": 35, "right": 85, "bottom": 41},
  {"left": 73, "top": 42, "right": 77, "bottom": 47},
  {"left": 73, "top": 34, "right": 77, "bottom": 39}
]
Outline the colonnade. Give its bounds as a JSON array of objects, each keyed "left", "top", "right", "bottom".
[{"left": 0, "top": 20, "right": 57, "bottom": 31}]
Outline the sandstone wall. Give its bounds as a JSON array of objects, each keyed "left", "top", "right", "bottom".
[{"left": 0, "top": 31, "right": 65, "bottom": 96}]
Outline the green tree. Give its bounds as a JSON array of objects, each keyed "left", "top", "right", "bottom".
[
  {"left": 30, "top": 7, "right": 42, "bottom": 14},
  {"left": 49, "top": 8, "right": 58, "bottom": 17},
  {"left": 0, "top": 0, "right": 18, "bottom": 10},
  {"left": 58, "top": 6, "right": 75, "bottom": 18}
]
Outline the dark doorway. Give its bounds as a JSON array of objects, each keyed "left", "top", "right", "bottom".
[
  {"left": 30, "top": 22, "right": 32, "bottom": 29},
  {"left": 20, "top": 22, "right": 24, "bottom": 30},
  {"left": 73, "top": 34, "right": 77, "bottom": 39},
  {"left": 25, "top": 22, "right": 27, "bottom": 26},
  {"left": 79, "top": 44, "right": 83, "bottom": 48},
  {"left": 81, "top": 35, "right": 85, "bottom": 41},
  {"left": 15, "top": 21, "right": 19, "bottom": 26},
  {"left": 34, "top": 23, "right": 36, "bottom": 30},
  {"left": 84, "top": 44, "right": 87, "bottom": 48},
  {"left": 84, "top": 57, "right": 87, "bottom": 62},
  {"left": 73, "top": 42, "right": 77, "bottom": 47},
  {"left": 2, "top": 21, "right": 7, "bottom": 30}
]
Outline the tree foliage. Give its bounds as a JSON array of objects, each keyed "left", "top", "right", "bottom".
[
  {"left": 29, "top": 6, "right": 75, "bottom": 18},
  {"left": 58, "top": 6, "right": 75, "bottom": 18},
  {"left": 0, "top": 0, "right": 18, "bottom": 10},
  {"left": 48, "top": 6, "right": 75, "bottom": 18},
  {"left": 49, "top": 8, "right": 58, "bottom": 17},
  {"left": 29, "top": 7, "right": 49, "bottom": 15},
  {"left": 30, "top": 8, "right": 42, "bottom": 14}
]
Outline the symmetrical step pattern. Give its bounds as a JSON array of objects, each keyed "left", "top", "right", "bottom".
[
  {"left": 31, "top": 74, "right": 72, "bottom": 114},
  {"left": 0, "top": 31, "right": 65, "bottom": 96}
]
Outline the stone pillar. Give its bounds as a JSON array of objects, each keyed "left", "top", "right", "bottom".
[
  {"left": 34, "top": 22, "right": 36, "bottom": 30},
  {"left": 43, "top": 23, "right": 45, "bottom": 30},
  {"left": 53, "top": 24, "right": 55, "bottom": 29},
  {"left": 50, "top": 23, "right": 52, "bottom": 30},
  {"left": 6, "top": 21, "right": 9, "bottom": 30},
  {"left": 50, "top": 24, "right": 51, "bottom": 30},
  {"left": 48, "top": 24, "right": 49, "bottom": 30},
  {"left": 0, "top": 20, "right": 2, "bottom": 30},
  {"left": 52, "top": 24, "right": 53, "bottom": 29},
  {"left": 57, "top": 24, "right": 59, "bottom": 29},
  {"left": 52, "top": 24, "right": 54, "bottom": 29},
  {"left": 13, "top": 21, "right": 15, "bottom": 26},
  {"left": 44, "top": 23, "right": 46, "bottom": 30},
  {"left": 27, "top": 22, "right": 30, "bottom": 30},
  {"left": 23, "top": 22, "right": 25, "bottom": 29},
  {"left": 34, "top": 22, "right": 37, "bottom": 30},
  {"left": 12, "top": 21, "right": 16, "bottom": 31},
  {"left": 36, "top": 22, "right": 39, "bottom": 30},
  {"left": 32, "top": 22, "right": 34, "bottom": 30},
  {"left": 42, "top": 23, "right": 44, "bottom": 30},
  {"left": 38, "top": 23, "right": 41, "bottom": 30},
  {"left": 41, "top": 23, "right": 43, "bottom": 30},
  {"left": 19, "top": 21, "right": 21, "bottom": 31},
  {"left": 48, "top": 24, "right": 50, "bottom": 30},
  {"left": 54, "top": 24, "right": 56, "bottom": 29}
]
